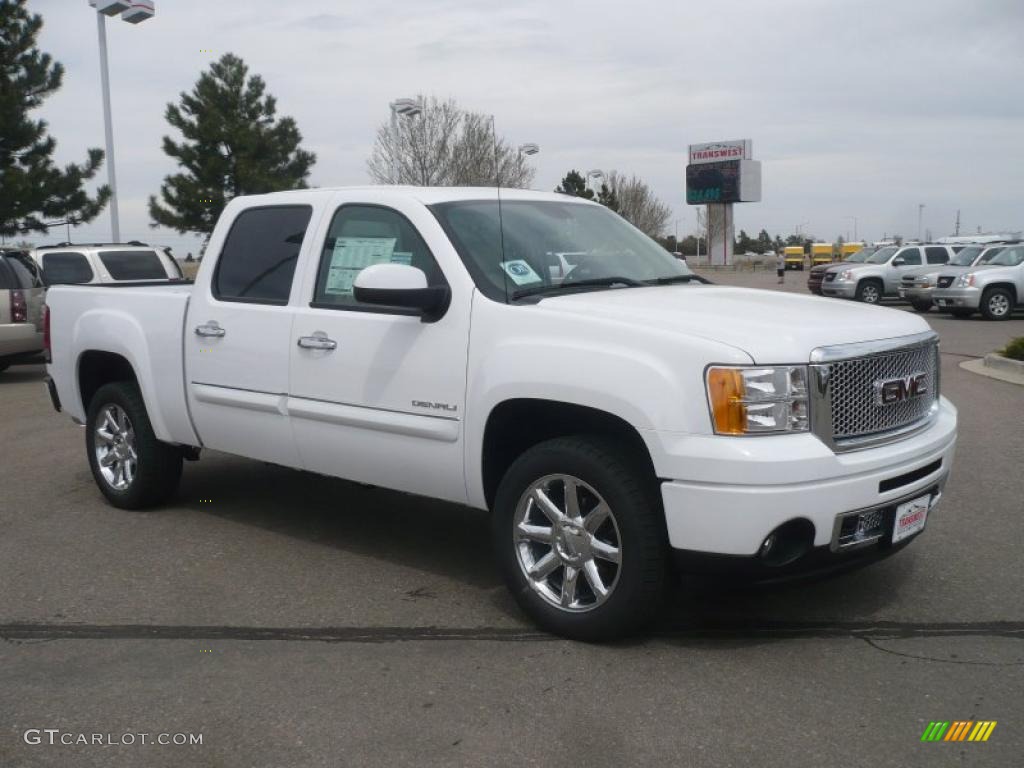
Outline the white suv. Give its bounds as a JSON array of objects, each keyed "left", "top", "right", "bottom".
[
  {"left": 32, "top": 242, "right": 183, "bottom": 286},
  {"left": 821, "top": 244, "right": 955, "bottom": 304}
]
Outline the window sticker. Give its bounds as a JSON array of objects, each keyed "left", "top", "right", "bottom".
[
  {"left": 324, "top": 237, "right": 396, "bottom": 295},
  {"left": 390, "top": 251, "right": 413, "bottom": 266},
  {"left": 500, "top": 259, "right": 542, "bottom": 286}
]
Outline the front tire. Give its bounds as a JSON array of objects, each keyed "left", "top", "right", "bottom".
[
  {"left": 910, "top": 299, "right": 932, "bottom": 313},
  {"left": 492, "top": 436, "right": 669, "bottom": 641},
  {"left": 980, "top": 287, "right": 1013, "bottom": 321},
  {"left": 855, "top": 279, "right": 883, "bottom": 304},
  {"left": 86, "top": 382, "right": 183, "bottom": 509}
]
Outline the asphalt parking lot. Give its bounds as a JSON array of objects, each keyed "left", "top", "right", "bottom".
[{"left": 1, "top": 270, "right": 1022, "bottom": 767}]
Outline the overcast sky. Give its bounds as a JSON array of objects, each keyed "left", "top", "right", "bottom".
[{"left": 25, "top": 0, "right": 1024, "bottom": 254}]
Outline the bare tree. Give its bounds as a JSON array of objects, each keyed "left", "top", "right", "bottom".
[
  {"left": 367, "top": 96, "right": 535, "bottom": 188},
  {"left": 605, "top": 171, "right": 672, "bottom": 236}
]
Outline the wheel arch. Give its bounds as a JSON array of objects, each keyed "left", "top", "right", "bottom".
[
  {"left": 981, "top": 282, "right": 1017, "bottom": 303},
  {"left": 479, "top": 398, "right": 659, "bottom": 510}
]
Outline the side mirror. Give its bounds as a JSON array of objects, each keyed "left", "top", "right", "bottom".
[
  {"left": 352, "top": 263, "right": 450, "bottom": 322},
  {"left": 892, "top": 257, "right": 906, "bottom": 266}
]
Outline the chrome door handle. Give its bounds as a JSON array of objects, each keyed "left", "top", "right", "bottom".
[
  {"left": 297, "top": 334, "right": 337, "bottom": 351},
  {"left": 194, "top": 321, "right": 226, "bottom": 338}
]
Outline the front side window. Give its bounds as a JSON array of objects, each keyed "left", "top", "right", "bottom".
[
  {"left": 978, "top": 247, "right": 1005, "bottom": 264},
  {"left": 987, "top": 246, "right": 1024, "bottom": 267},
  {"left": 99, "top": 250, "right": 169, "bottom": 281},
  {"left": 925, "top": 247, "right": 949, "bottom": 265},
  {"left": 430, "top": 199, "right": 691, "bottom": 302},
  {"left": 213, "top": 206, "right": 312, "bottom": 304},
  {"left": 312, "top": 205, "right": 445, "bottom": 309},
  {"left": 41, "top": 252, "right": 93, "bottom": 285}
]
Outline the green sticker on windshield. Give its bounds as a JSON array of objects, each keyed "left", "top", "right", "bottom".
[{"left": 501, "top": 260, "right": 541, "bottom": 286}]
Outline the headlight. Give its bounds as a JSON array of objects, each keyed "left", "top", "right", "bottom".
[
  {"left": 957, "top": 273, "right": 976, "bottom": 288},
  {"left": 706, "top": 366, "right": 810, "bottom": 435},
  {"left": 837, "top": 270, "right": 854, "bottom": 281}
]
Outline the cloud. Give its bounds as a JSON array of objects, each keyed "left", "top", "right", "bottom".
[{"left": 24, "top": 0, "right": 1024, "bottom": 251}]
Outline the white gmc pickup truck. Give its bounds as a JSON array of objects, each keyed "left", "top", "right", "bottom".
[{"left": 44, "top": 187, "right": 958, "bottom": 639}]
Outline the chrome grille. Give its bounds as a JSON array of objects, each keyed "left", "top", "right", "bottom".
[{"left": 826, "top": 342, "right": 939, "bottom": 441}]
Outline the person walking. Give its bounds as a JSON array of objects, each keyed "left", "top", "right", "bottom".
[{"left": 776, "top": 250, "right": 785, "bottom": 285}]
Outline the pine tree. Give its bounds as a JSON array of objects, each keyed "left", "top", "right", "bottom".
[
  {"left": 554, "top": 170, "right": 594, "bottom": 200},
  {"left": 149, "top": 53, "right": 316, "bottom": 236},
  {"left": 0, "top": 0, "right": 110, "bottom": 237},
  {"left": 596, "top": 182, "right": 619, "bottom": 212}
]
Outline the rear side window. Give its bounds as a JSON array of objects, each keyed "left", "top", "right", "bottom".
[
  {"left": 925, "top": 247, "right": 949, "bottom": 265},
  {"left": 213, "top": 206, "right": 312, "bottom": 304},
  {"left": 896, "top": 247, "right": 921, "bottom": 265},
  {"left": 99, "top": 250, "right": 169, "bottom": 280},
  {"left": 42, "top": 252, "right": 94, "bottom": 285}
]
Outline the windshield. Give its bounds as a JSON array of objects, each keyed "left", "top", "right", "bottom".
[
  {"left": 865, "top": 246, "right": 898, "bottom": 264},
  {"left": 845, "top": 248, "right": 872, "bottom": 263},
  {"left": 948, "top": 246, "right": 983, "bottom": 266},
  {"left": 430, "top": 199, "right": 692, "bottom": 302},
  {"left": 986, "top": 245, "right": 1024, "bottom": 267},
  {"left": 977, "top": 246, "right": 1005, "bottom": 264}
]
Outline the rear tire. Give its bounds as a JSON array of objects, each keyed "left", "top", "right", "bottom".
[
  {"left": 910, "top": 300, "right": 932, "bottom": 313},
  {"left": 979, "top": 287, "right": 1013, "bottom": 321},
  {"left": 855, "top": 279, "right": 883, "bottom": 304},
  {"left": 85, "top": 382, "right": 182, "bottom": 509},
  {"left": 492, "top": 436, "right": 669, "bottom": 641}
]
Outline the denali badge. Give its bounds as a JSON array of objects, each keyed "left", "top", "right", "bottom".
[
  {"left": 412, "top": 400, "right": 458, "bottom": 413},
  {"left": 874, "top": 372, "right": 928, "bottom": 406}
]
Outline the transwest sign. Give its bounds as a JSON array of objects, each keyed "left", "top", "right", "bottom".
[{"left": 688, "top": 139, "right": 752, "bottom": 166}]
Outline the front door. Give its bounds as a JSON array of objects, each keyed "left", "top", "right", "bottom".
[
  {"left": 888, "top": 246, "right": 922, "bottom": 292},
  {"left": 288, "top": 198, "right": 471, "bottom": 504},
  {"left": 184, "top": 203, "right": 315, "bottom": 467}
]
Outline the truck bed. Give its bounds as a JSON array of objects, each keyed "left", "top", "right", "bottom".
[{"left": 46, "top": 282, "right": 199, "bottom": 446}]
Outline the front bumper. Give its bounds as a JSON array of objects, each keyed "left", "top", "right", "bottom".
[
  {"left": 821, "top": 280, "right": 857, "bottom": 298},
  {"left": 655, "top": 396, "right": 957, "bottom": 561},
  {"left": 932, "top": 287, "right": 981, "bottom": 309},
  {"left": 898, "top": 285, "right": 934, "bottom": 302}
]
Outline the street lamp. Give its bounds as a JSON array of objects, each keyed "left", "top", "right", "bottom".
[
  {"left": 389, "top": 97, "right": 423, "bottom": 183},
  {"left": 88, "top": 1, "right": 156, "bottom": 243},
  {"left": 586, "top": 169, "right": 604, "bottom": 194},
  {"left": 917, "top": 204, "right": 925, "bottom": 242},
  {"left": 517, "top": 143, "right": 540, "bottom": 160},
  {"left": 845, "top": 216, "right": 858, "bottom": 241}
]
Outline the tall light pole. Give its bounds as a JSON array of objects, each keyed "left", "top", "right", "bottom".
[
  {"left": 89, "top": 1, "right": 155, "bottom": 243},
  {"left": 917, "top": 204, "right": 925, "bottom": 242},
  {"left": 845, "top": 216, "right": 858, "bottom": 241},
  {"left": 389, "top": 97, "right": 423, "bottom": 183}
]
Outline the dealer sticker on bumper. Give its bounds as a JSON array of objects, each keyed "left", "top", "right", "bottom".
[{"left": 893, "top": 495, "right": 930, "bottom": 543}]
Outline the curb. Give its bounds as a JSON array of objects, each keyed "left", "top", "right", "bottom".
[{"left": 960, "top": 356, "right": 1024, "bottom": 387}]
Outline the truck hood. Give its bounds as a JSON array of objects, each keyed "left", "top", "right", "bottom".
[{"left": 538, "top": 285, "right": 930, "bottom": 363}]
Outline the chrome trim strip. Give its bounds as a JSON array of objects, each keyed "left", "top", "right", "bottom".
[{"left": 809, "top": 330, "right": 938, "bottom": 363}]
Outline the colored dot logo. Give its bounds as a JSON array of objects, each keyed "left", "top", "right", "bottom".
[{"left": 199, "top": 499, "right": 213, "bottom": 503}]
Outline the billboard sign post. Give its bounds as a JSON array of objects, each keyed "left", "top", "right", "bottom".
[{"left": 686, "top": 140, "right": 761, "bottom": 266}]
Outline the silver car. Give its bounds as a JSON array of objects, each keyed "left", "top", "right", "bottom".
[
  {"left": 897, "top": 244, "right": 1009, "bottom": 312},
  {"left": 821, "top": 244, "right": 955, "bottom": 304},
  {"left": 0, "top": 250, "right": 46, "bottom": 372},
  {"left": 932, "top": 244, "right": 1024, "bottom": 320}
]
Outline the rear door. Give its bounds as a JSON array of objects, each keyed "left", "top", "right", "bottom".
[
  {"left": 184, "top": 203, "right": 316, "bottom": 467},
  {"left": 287, "top": 195, "right": 471, "bottom": 503}
]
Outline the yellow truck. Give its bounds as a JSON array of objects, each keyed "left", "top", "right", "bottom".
[
  {"left": 840, "top": 242, "right": 865, "bottom": 260},
  {"left": 784, "top": 246, "right": 805, "bottom": 270},
  {"left": 810, "top": 243, "right": 834, "bottom": 266}
]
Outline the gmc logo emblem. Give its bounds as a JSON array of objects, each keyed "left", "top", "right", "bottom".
[{"left": 874, "top": 372, "right": 928, "bottom": 406}]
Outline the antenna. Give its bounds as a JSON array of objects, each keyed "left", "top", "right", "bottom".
[{"left": 491, "top": 114, "right": 509, "bottom": 303}]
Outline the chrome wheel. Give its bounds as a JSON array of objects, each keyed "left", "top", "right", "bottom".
[
  {"left": 859, "top": 283, "right": 880, "bottom": 303},
  {"left": 513, "top": 474, "right": 622, "bottom": 613},
  {"left": 987, "top": 293, "right": 1010, "bottom": 317},
  {"left": 94, "top": 404, "right": 137, "bottom": 491}
]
